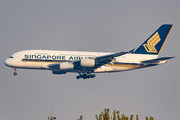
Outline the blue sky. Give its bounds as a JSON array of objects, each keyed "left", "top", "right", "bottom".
[{"left": 0, "top": 1, "right": 179, "bottom": 120}]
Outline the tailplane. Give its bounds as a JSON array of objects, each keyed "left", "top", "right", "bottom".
[{"left": 134, "top": 24, "right": 173, "bottom": 55}]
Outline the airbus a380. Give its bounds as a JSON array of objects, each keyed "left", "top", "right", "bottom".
[{"left": 4, "top": 24, "right": 174, "bottom": 79}]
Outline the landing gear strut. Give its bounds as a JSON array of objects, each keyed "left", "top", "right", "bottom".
[
  {"left": 76, "top": 74, "right": 96, "bottom": 79},
  {"left": 13, "top": 68, "right": 17, "bottom": 76}
]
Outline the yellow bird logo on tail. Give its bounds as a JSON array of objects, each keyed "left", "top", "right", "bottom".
[{"left": 143, "top": 32, "right": 161, "bottom": 53}]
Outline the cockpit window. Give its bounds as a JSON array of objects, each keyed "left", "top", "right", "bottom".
[{"left": 9, "top": 56, "right": 13, "bottom": 58}]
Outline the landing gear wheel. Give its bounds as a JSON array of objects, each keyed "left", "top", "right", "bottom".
[
  {"left": 76, "top": 73, "right": 96, "bottom": 79},
  {"left": 91, "top": 74, "right": 96, "bottom": 78},
  {"left": 87, "top": 75, "right": 91, "bottom": 79},
  {"left": 76, "top": 76, "right": 80, "bottom": 79},
  {"left": 13, "top": 72, "right": 17, "bottom": 76},
  {"left": 83, "top": 74, "right": 87, "bottom": 79}
]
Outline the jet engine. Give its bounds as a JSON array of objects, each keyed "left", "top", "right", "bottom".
[
  {"left": 59, "top": 62, "right": 74, "bottom": 71},
  {"left": 80, "top": 59, "right": 95, "bottom": 67}
]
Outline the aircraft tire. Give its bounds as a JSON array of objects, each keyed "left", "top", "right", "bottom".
[
  {"left": 76, "top": 76, "right": 80, "bottom": 79},
  {"left": 92, "top": 74, "right": 96, "bottom": 78},
  {"left": 77, "top": 74, "right": 95, "bottom": 79},
  {"left": 87, "top": 75, "right": 91, "bottom": 79},
  {"left": 13, "top": 72, "right": 17, "bottom": 76},
  {"left": 82, "top": 74, "right": 87, "bottom": 79},
  {"left": 89, "top": 74, "right": 95, "bottom": 78}
]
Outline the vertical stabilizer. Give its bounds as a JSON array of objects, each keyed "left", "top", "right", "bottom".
[{"left": 134, "top": 24, "right": 173, "bottom": 55}]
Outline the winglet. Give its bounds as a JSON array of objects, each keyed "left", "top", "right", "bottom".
[{"left": 134, "top": 24, "right": 173, "bottom": 55}]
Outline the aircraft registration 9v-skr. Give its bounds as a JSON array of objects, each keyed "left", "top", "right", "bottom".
[{"left": 4, "top": 24, "right": 174, "bottom": 79}]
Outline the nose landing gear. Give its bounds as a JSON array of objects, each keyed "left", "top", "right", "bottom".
[
  {"left": 13, "top": 68, "right": 17, "bottom": 76},
  {"left": 76, "top": 74, "right": 96, "bottom": 79}
]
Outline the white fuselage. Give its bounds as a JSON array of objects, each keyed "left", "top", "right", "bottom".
[{"left": 4, "top": 50, "right": 159, "bottom": 73}]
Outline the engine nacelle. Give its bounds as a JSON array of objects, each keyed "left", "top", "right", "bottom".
[
  {"left": 80, "top": 59, "right": 95, "bottom": 67},
  {"left": 59, "top": 62, "right": 74, "bottom": 71}
]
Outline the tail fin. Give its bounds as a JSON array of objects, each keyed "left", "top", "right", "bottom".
[{"left": 134, "top": 24, "right": 173, "bottom": 55}]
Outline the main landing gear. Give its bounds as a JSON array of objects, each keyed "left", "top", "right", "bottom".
[
  {"left": 13, "top": 68, "right": 17, "bottom": 76},
  {"left": 76, "top": 74, "right": 96, "bottom": 79}
]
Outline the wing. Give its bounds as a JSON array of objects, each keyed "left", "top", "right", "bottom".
[
  {"left": 94, "top": 51, "right": 130, "bottom": 66},
  {"left": 72, "top": 50, "right": 132, "bottom": 72},
  {"left": 48, "top": 50, "right": 131, "bottom": 73}
]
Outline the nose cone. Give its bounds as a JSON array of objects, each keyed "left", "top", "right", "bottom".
[
  {"left": 4, "top": 58, "right": 12, "bottom": 67},
  {"left": 4, "top": 58, "right": 9, "bottom": 66}
]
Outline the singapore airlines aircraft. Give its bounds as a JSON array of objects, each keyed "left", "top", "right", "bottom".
[{"left": 4, "top": 24, "right": 174, "bottom": 79}]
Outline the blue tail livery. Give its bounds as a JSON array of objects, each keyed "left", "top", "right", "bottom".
[{"left": 134, "top": 24, "right": 173, "bottom": 55}]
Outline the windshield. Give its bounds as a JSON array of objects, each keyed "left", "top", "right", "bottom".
[{"left": 9, "top": 56, "right": 13, "bottom": 58}]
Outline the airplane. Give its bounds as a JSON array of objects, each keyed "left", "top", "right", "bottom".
[{"left": 4, "top": 24, "right": 174, "bottom": 79}]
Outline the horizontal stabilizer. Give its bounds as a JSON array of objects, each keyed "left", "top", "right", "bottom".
[{"left": 141, "top": 57, "right": 175, "bottom": 64}]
